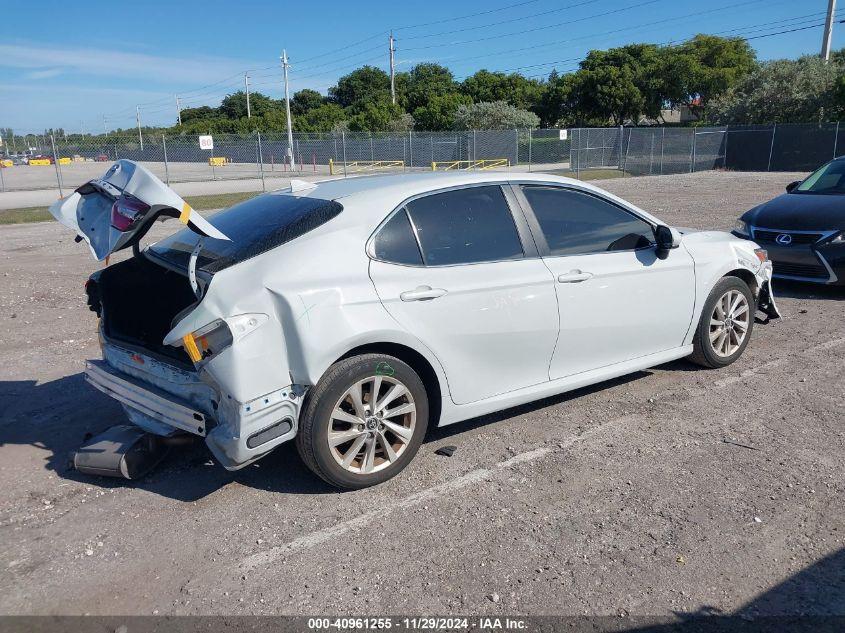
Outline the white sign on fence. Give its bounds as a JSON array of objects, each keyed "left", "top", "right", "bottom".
[
  {"left": 559, "top": 129, "right": 568, "bottom": 141},
  {"left": 198, "top": 135, "right": 214, "bottom": 150}
]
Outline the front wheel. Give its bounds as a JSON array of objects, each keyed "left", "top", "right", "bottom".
[
  {"left": 689, "top": 276, "right": 755, "bottom": 368},
  {"left": 295, "top": 354, "right": 429, "bottom": 489}
]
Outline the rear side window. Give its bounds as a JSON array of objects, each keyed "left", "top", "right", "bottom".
[
  {"left": 521, "top": 186, "right": 654, "bottom": 256},
  {"left": 405, "top": 186, "right": 523, "bottom": 266},
  {"left": 148, "top": 193, "right": 342, "bottom": 273},
  {"left": 373, "top": 209, "right": 423, "bottom": 265}
]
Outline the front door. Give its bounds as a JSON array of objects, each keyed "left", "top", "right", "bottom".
[{"left": 516, "top": 185, "right": 696, "bottom": 380}]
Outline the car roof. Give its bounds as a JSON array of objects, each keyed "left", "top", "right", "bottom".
[
  {"left": 275, "top": 171, "right": 588, "bottom": 202},
  {"left": 263, "top": 170, "right": 662, "bottom": 229}
]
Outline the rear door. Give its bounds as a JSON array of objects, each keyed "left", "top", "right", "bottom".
[
  {"left": 368, "top": 184, "right": 559, "bottom": 405},
  {"left": 515, "top": 184, "right": 695, "bottom": 380}
]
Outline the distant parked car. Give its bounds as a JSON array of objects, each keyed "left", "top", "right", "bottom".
[
  {"left": 95, "top": 153, "right": 109, "bottom": 162},
  {"left": 733, "top": 158, "right": 845, "bottom": 284},
  {"left": 50, "top": 161, "right": 780, "bottom": 488}
]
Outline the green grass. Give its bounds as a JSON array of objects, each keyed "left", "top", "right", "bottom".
[{"left": 0, "top": 190, "right": 262, "bottom": 225}]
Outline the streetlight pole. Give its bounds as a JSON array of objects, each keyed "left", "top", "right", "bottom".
[
  {"left": 136, "top": 105, "right": 144, "bottom": 151},
  {"left": 245, "top": 72, "right": 252, "bottom": 118},
  {"left": 175, "top": 95, "right": 182, "bottom": 126},
  {"left": 389, "top": 33, "right": 397, "bottom": 105},
  {"left": 822, "top": 0, "right": 837, "bottom": 61},
  {"left": 281, "top": 49, "right": 296, "bottom": 170}
]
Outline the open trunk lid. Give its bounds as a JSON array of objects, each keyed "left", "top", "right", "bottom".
[{"left": 50, "top": 160, "right": 229, "bottom": 261}]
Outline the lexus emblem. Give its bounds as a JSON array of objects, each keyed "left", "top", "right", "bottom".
[{"left": 775, "top": 233, "right": 793, "bottom": 245}]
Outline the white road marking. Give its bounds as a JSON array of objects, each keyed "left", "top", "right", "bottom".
[
  {"left": 240, "top": 444, "right": 575, "bottom": 571},
  {"left": 240, "top": 335, "right": 845, "bottom": 572}
]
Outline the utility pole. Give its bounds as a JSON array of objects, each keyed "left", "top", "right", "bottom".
[
  {"left": 281, "top": 49, "right": 296, "bottom": 170},
  {"left": 822, "top": 0, "right": 837, "bottom": 61},
  {"left": 175, "top": 95, "right": 182, "bottom": 126},
  {"left": 245, "top": 72, "right": 252, "bottom": 118},
  {"left": 136, "top": 105, "right": 144, "bottom": 151},
  {"left": 389, "top": 33, "right": 397, "bottom": 105},
  {"left": 102, "top": 115, "right": 108, "bottom": 135}
]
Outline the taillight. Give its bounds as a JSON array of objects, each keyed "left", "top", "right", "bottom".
[
  {"left": 182, "top": 320, "right": 233, "bottom": 364},
  {"left": 110, "top": 194, "right": 150, "bottom": 232}
]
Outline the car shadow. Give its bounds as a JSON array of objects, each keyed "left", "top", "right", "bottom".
[
  {"left": 772, "top": 279, "right": 845, "bottom": 301},
  {"left": 1, "top": 369, "right": 654, "bottom": 501},
  {"left": 621, "top": 547, "right": 845, "bottom": 631}
]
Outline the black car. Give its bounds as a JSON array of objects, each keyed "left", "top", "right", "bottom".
[{"left": 733, "top": 158, "right": 845, "bottom": 285}]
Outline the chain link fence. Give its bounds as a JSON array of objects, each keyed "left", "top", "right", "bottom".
[{"left": 1, "top": 123, "right": 841, "bottom": 195}]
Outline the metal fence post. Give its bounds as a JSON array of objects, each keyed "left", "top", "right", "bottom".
[
  {"left": 618, "top": 125, "right": 624, "bottom": 170},
  {"left": 659, "top": 127, "right": 665, "bottom": 175},
  {"left": 649, "top": 129, "right": 655, "bottom": 175},
  {"left": 576, "top": 128, "right": 581, "bottom": 178},
  {"left": 341, "top": 131, "right": 348, "bottom": 177},
  {"left": 514, "top": 128, "right": 519, "bottom": 165},
  {"left": 256, "top": 131, "right": 266, "bottom": 192},
  {"left": 50, "top": 134, "right": 64, "bottom": 197},
  {"left": 690, "top": 128, "right": 697, "bottom": 173},
  {"left": 528, "top": 129, "right": 533, "bottom": 172},
  {"left": 162, "top": 135, "right": 170, "bottom": 185},
  {"left": 833, "top": 122, "right": 840, "bottom": 159},
  {"left": 767, "top": 124, "right": 777, "bottom": 171},
  {"left": 622, "top": 128, "right": 630, "bottom": 176},
  {"left": 408, "top": 130, "right": 413, "bottom": 169},
  {"left": 0, "top": 162, "right": 5, "bottom": 193}
]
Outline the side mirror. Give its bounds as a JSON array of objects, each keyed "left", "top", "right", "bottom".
[
  {"left": 786, "top": 180, "right": 800, "bottom": 193},
  {"left": 655, "top": 225, "right": 680, "bottom": 251}
]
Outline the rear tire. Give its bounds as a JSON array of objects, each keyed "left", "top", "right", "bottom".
[
  {"left": 295, "top": 354, "right": 428, "bottom": 490},
  {"left": 689, "top": 276, "right": 755, "bottom": 368}
]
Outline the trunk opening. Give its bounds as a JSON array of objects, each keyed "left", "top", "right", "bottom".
[{"left": 96, "top": 255, "right": 197, "bottom": 365}]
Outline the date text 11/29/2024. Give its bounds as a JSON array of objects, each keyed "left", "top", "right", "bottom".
[{"left": 307, "top": 617, "right": 528, "bottom": 630}]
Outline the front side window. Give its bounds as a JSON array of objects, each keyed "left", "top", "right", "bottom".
[
  {"left": 405, "top": 186, "right": 524, "bottom": 266},
  {"left": 521, "top": 186, "right": 654, "bottom": 257}
]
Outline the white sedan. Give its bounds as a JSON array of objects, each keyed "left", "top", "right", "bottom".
[{"left": 51, "top": 161, "right": 779, "bottom": 489}]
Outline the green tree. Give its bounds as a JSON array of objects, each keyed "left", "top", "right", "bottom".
[
  {"left": 461, "top": 70, "right": 543, "bottom": 110},
  {"left": 707, "top": 55, "right": 845, "bottom": 124},
  {"left": 570, "top": 65, "right": 644, "bottom": 125},
  {"left": 452, "top": 101, "right": 540, "bottom": 130},
  {"left": 403, "top": 63, "right": 458, "bottom": 112},
  {"left": 412, "top": 92, "right": 472, "bottom": 130},
  {"left": 678, "top": 34, "right": 757, "bottom": 117},
  {"left": 296, "top": 103, "right": 347, "bottom": 132},
  {"left": 347, "top": 97, "right": 408, "bottom": 132},
  {"left": 329, "top": 66, "right": 391, "bottom": 108},
  {"left": 292, "top": 89, "right": 325, "bottom": 115}
]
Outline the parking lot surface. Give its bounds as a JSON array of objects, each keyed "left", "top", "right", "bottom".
[{"left": 1, "top": 170, "right": 843, "bottom": 617}]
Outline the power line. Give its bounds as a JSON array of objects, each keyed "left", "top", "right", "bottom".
[
  {"left": 400, "top": 0, "right": 602, "bottom": 41},
  {"left": 402, "top": 0, "right": 664, "bottom": 51}
]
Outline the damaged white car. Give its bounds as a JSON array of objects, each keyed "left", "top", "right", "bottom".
[{"left": 51, "top": 161, "right": 780, "bottom": 489}]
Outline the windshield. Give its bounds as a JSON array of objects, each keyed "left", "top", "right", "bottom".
[
  {"left": 794, "top": 160, "right": 845, "bottom": 194},
  {"left": 147, "top": 193, "right": 342, "bottom": 273}
]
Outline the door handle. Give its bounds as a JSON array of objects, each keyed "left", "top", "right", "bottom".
[
  {"left": 400, "top": 285, "right": 448, "bottom": 301},
  {"left": 557, "top": 270, "right": 593, "bottom": 283}
]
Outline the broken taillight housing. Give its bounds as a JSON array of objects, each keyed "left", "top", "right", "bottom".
[
  {"left": 110, "top": 195, "right": 150, "bottom": 232},
  {"left": 182, "top": 320, "right": 233, "bottom": 364}
]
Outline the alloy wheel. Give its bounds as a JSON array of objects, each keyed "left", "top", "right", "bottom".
[
  {"left": 709, "top": 289, "right": 750, "bottom": 358},
  {"left": 327, "top": 375, "right": 416, "bottom": 475}
]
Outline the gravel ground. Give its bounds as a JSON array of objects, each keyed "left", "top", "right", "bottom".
[{"left": 1, "top": 170, "right": 843, "bottom": 618}]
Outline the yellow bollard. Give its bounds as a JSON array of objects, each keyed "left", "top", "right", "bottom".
[
  {"left": 431, "top": 161, "right": 436, "bottom": 171},
  {"left": 329, "top": 158, "right": 334, "bottom": 175}
]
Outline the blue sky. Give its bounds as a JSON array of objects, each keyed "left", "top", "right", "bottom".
[{"left": 1, "top": 0, "right": 840, "bottom": 133}]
